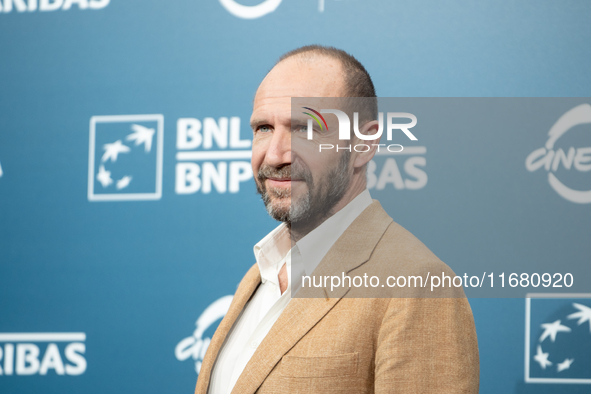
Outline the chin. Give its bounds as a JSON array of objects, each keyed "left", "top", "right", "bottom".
[{"left": 270, "top": 198, "right": 291, "bottom": 212}]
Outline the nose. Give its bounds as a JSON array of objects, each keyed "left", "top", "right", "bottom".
[{"left": 264, "top": 127, "right": 291, "bottom": 167}]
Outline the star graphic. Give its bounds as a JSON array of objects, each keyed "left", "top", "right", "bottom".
[
  {"left": 533, "top": 345, "right": 552, "bottom": 369},
  {"left": 96, "top": 165, "right": 113, "bottom": 188},
  {"left": 102, "top": 140, "right": 130, "bottom": 163},
  {"left": 557, "top": 358, "right": 574, "bottom": 372},
  {"left": 126, "top": 124, "right": 155, "bottom": 152},
  {"left": 116, "top": 175, "right": 132, "bottom": 190},
  {"left": 539, "top": 319, "right": 571, "bottom": 343},
  {"left": 567, "top": 303, "right": 591, "bottom": 333}
]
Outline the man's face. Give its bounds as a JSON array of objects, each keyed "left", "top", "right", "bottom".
[{"left": 250, "top": 56, "right": 351, "bottom": 224}]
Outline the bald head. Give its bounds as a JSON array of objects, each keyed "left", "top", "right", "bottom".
[
  {"left": 275, "top": 45, "right": 376, "bottom": 99},
  {"left": 255, "top": 54, "right": 347, "bottom": 104},
  {"left": 254, "top": 45, "right": 377, "bottom": 123}
]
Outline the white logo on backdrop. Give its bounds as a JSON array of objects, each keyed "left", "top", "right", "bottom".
[
  {"left": 175, "top": 295, "right": 233, "bottom": 374},
  {"left": 0, "top": 332, "right": 86, "bottom": 376},
  {"left": 88, "top": 114, "right": 164, "bottom": 202},
  {"left": 218, "top": 0, "right": 282, "bottom": 19},
  {"left": 525, "top": 294, "right": 591, "bottom": 384},
  {"left": 219, "top": 0, "right": 331, "bottom": 19},
  {"left": 526, "top": 104, "right": 591, "bottom": 204},
  {"left": 175, "top": 116, "right": 253, "bottom": 195},
  {"left": 366, "top": 146, "right": 428, "bottom": 191},
  {"left": 87, "top": 113, "right": 253, "bottom": 201},
  {"left": 0, "top": 0, "right": 110, "bottom": 13}
]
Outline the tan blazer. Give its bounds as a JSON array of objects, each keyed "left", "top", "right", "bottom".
[{"left": 195, "top": 201, "right": 479, "bottom": 394}]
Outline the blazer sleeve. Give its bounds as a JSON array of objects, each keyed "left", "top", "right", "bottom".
[{"left": 374, "top": 297, "right": 480, "bottom": 393}]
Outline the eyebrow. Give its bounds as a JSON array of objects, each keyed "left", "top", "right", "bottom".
[{"left": 250, "top": 118, "right": 268, "bottom": 130}]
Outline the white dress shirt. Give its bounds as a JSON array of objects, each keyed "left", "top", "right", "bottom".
[{"left": 207, "top": 189, "right": 373, "bottom": 394}]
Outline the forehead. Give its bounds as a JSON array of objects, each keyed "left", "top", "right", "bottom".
[{"left": 251, "top": 56, "right": 346, "bottom": 124}]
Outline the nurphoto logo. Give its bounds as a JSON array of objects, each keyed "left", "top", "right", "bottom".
[{"left": 302, "top": 107, "right": 418, "bottom": 153}]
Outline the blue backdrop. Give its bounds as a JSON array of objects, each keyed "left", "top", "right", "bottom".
[{"left": 1, "top": 1, "right": 590, "bottom": 393}]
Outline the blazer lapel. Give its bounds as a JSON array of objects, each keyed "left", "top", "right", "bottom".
[
  {"left": 230, "top": 201, "right": 393, "bottom": 394},
  {"left": 307, "top": 200, "right": 393, "bottom": 298},
  {"left": 195, "top": 263, "right": 261, "bottom": 394}
]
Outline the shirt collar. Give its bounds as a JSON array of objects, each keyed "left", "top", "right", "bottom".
[
  {"left": 295, "top": 189, "right": 373, "bottom": 279},
  {"left": 253, "top": 223, "right": 291, "bottom": 286},
  {"left": 253, "top": 189, "right": 373, "bottom": 291}
]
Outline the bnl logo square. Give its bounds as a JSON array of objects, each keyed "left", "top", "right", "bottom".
[
  {"left": 525, "top": 294, "right": 591, "bottom": 384},
  {"left": 88, "top": 115, "right": 164, "bottom": 201}
]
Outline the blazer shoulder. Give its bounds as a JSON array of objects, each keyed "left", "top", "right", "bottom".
[
  {"left": 349, "top": 214, "right": 465, "bottom": 298},
  {"left": 375, "top": 219, "right": 455, "bottom": 274}
]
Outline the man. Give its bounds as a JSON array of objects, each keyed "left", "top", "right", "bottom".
[{"left": 195, "top": 45, "right": 479, "bottom": 394}]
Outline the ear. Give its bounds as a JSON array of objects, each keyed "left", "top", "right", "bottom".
[{"left": 351, "top": 120, "right": 382, "bottom": 169}]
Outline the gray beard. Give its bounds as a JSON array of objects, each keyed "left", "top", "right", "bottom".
[{"left": 256, "top": 151, "right": 351, "bottom": 226}]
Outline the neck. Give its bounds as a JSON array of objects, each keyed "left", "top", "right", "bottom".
[{"left": 289, "top": 177, "right": 366, "bottom": 242}]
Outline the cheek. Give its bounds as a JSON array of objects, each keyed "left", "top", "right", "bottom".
[
  {"left": 251, "top": 157, "right": 260, "bottom": 176},
  {"left": 309, "top": 155, "right": 336, "bottom": 177},
  {"left": 251, "top": 142, "right": 267, "bottom": 175},
  {"left": 310, "top": 157, "right": 341, "bottom": 184}
]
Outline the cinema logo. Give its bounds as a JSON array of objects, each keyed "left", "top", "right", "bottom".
[
  {"left": 219, "top": 0, "right": 281, "bottom": 19},
  {"left": 175, "top": 117, "right": 253, "bottom": 195},
  {"left": 526, "top": 104, "right": 591, "bottom": 204},
  {"left": 0, "top": 0, "right": 109, "bottom": 13},
  {"left": 175, "top": 295, "right": 233, "bottom": 374},
  {"left": 0, "top": 332, "right": 86, "bottom": 376},
  {"left": 218, "top": 0, "right": 330, "bottom": 19}
]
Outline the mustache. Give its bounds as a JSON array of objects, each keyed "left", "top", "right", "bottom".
[{"left": 257, "top": 163, "right": 312, "bottom": 184}]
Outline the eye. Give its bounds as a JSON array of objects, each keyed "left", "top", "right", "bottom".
[
  {"left": 257, "top": 125, "right": 272, "bottom": 133},
  {"left": 293, "top": 124, "right": 308, "bottom": 133}
]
